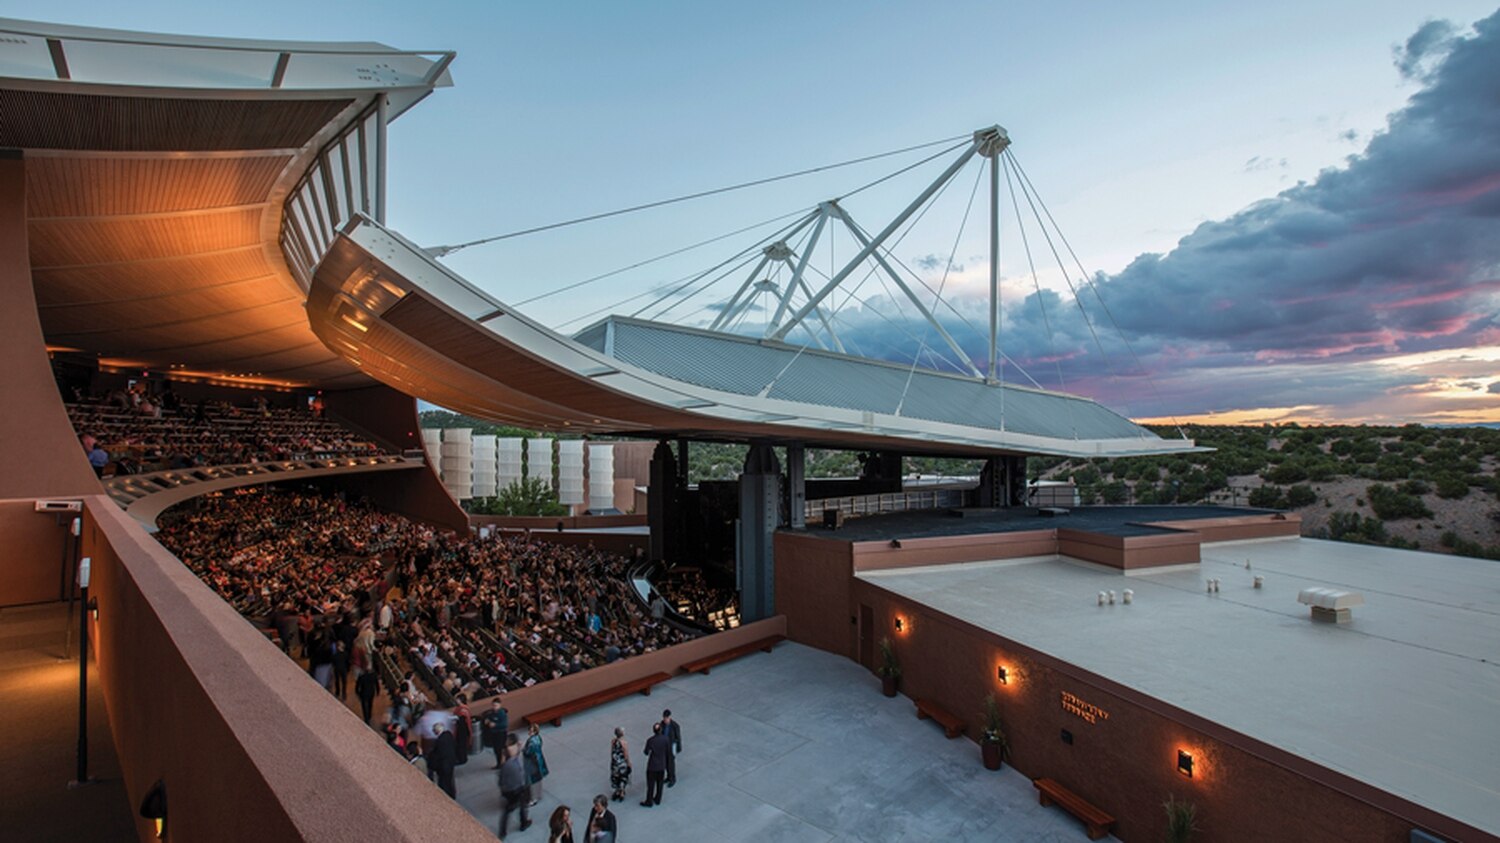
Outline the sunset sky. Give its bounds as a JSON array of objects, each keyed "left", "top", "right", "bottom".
[{"left": 9, "top": 1, "right": 1500, "bottom": 425}]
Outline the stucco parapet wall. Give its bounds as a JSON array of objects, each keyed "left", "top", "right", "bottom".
[
  {"left": 82, "top": 494, "right": 494, "bottom": 842},
  {"left": 461, "top": 616, "right": 787, "bottom": 725}
]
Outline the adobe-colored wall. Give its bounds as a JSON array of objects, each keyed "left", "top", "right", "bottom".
[
  {"left": 0, "top": 499, "right": 74, "bottom": 606},
  {"left": 322, "top": 385, "right": 468, "bottom": 532},
  {"left": 1148, "top": 514, "right": 1302, "bottom": 544},
  {"left": 465, "top": 616, "right": 787, "bottom": 724},
  {"left": 774, "top": 532, "right": 854, "bottom": 656},
  {"left": 80, "top": 495, "right": 494, "bottom": 843},
  {"left": 1055, "top": 528, "right": 1201, "bottom": 570},
  {"left": 770, "top": 535, "right": 1492, "bottom": 843},
  {"left": 0, "top": 154, "right": 99, "bottom": 500},
  {"left": 851, "top": 529, "right": 1058, "bottom": 572}
]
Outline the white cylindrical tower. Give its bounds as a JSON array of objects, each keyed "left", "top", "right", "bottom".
[
  {"left": 440, "top": 428, "right": 473, "bottom": 501},
  {"left": 588, "top": 443, "right": 616, "bottom": 512},
  {"left": 497, "top": 437, "right": 523, "bottom": 491},
  {"left": 557, "top": 440, "right": 585, "bottom": 506},
  {"left": 526, "top": 437, "right": 554, "bottom": 488},
  {"left": 471, "top": 434, "right": 497, "bottom": 498}
]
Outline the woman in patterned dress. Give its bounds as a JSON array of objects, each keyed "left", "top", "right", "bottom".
[{"left": 609, "top": 727, "right": 631, "bottom": 802}]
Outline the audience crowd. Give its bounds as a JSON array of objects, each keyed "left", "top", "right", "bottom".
[
  {"left": 67, "top": 387, "right": 384, "bottom": 476},
  {"left": 156, "top": 487, "right": 694, "bottom": 715}
]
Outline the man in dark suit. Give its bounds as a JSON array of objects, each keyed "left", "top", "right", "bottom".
[
  {"left": 659, "top": 709, "right": 682, "bottom": 787},
  {"left": 480, "top": 699, "right": 509, "bottom": 769},
  {"left": 641, "top": 722, "right": 670, "bottom": 807},
  {"left": 355, "top": 669, "right": 379, "bottom": 724},
  {"left": 428, "top": 720, "right": 458, "bottom": 798}
]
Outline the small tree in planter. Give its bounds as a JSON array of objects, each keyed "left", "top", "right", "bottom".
[
  {"left": 980, "top": 693, "right": 1008, "bottom": 770},
  {"left": 877, "top": 636, "right": 901, "bottom": 697},
  {"left": 1163, "top": 795, "right": 1200, "bottom": 843}
]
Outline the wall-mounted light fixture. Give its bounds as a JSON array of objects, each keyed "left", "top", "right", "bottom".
[
  {"left": 996, "top": 665, "right": 1009, "bottom": 685},
  {"left": 140, "top": 778, "right": 167, "bottom": 838},
  {"left": 894, "top": 617, "right": 904, "bottom": 633},
  {"left": 1177, "top": 750, "right": 1194, "bottom": 778},
  {"left": 87, "top": 597, "right": 98, "bottom": 621}
]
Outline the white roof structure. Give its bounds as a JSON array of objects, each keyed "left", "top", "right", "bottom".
[
  {"left": 861, "top": 537, "right": 1500, "bottom": 837},
  {"left": 308, "top": 215, "right": 1203, "bottom": 458}
]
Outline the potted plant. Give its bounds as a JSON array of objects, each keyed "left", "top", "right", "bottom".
[
  {"left": 1163, "top": 795, "right": 1200, "bottom": 843},
  {"left": 876, "top": 636, "right": 901, "bottom": 697},
  {"left": 980, "top": 693, "right": 1008, "bottom": 770}
]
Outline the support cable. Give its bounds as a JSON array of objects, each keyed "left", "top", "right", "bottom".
[
  {"left": 896, "top": 165, "right": 984, "bottom": 416},
  {"left": 1002, "top": 153, "right": 1077, "bottom": 440},
  {"left": 1007, "top": 149, "right": 1187, "bottom": 439},
  {"left": 425, "top": 134, "right": 970, "bottom": 257}
]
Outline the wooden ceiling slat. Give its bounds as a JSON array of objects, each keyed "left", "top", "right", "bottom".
[
  {"left": 0, "top": 90, "right": 354, "bottom": 151},
  {"left": 28, "top": 207, "right": 263, "bottom": 267},
  {"left": 25, "top": 155, "right": 292, "bottom": 217},
  {"left": 32, "top": 248, "right": 270, "bottom": 305}
]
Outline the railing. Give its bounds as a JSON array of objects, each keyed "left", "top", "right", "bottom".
[
  {"left": 808, "top": 487, "right": 968, "bottom": 522},
  {"left": 280, "top": 100, "right": 387, "bottom": 285}
]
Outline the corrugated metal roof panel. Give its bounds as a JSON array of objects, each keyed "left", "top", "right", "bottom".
[{"left": 576, "top": 317, "right": 1155, "bottom": 442}]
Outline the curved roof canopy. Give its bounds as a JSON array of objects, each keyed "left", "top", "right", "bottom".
[
  {"left": 0, "top": 17, "right": 453, "bottom": 389},
  {"left": 310, "top": 215, "right": 1198, "bottom": 458}
]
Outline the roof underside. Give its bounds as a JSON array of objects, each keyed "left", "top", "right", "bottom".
[
  {"left": 309, "top": 215, "right": 1198, "bottom": 458},
  {"left": 1, "top": 17, "right": 453, "bottom": 390},
  {"left": 575, "top": 318, "right": 1154, "bottom": 442}
]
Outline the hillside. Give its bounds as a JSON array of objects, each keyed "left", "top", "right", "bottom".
[{"left": 1038, "top": 424, "right": 1500, "bottom": 559}]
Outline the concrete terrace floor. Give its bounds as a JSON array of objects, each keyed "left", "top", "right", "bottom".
[
  {"left": 0, "top": 602, "right": 134, "bottom": 842},
  {"left": 451, "top": 641, "right": 1101, "bottom": 842}
]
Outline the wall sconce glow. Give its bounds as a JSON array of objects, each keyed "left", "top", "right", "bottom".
[
  {"left": 894, "top": 617, "right": 905, "bottom": 633},
  {"left": 997, "top": 665, "right": 1009, "bottom": 685},
  {"left": 1177, "top": 749, "right": 1194, "bottom": 778},
  {"left": 88, "top": 597, "right": 98, "bottom": 621},
  {"left": 140, "top": 778, "right": 167, "bottom": 837}
]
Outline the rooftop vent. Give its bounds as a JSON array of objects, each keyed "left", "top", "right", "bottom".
[{"left": 1297, "top": 587, "right": 1364, "bottom": 623}]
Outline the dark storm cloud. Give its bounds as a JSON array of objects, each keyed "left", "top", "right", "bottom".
[
  {"left": 1490, "top": 381, "right": 1500, "bottom": 394},
  {"left": 726, "top": 13, "right": 1500, "bottom": 420}
]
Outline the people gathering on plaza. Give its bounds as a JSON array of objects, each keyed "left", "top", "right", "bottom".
[{"left": 152, "top": 483, "right": 707, "bottom": 836}]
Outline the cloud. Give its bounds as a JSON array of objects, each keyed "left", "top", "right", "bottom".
[
  {"left": 1243, "top": 155, "right": 1289, "bottom": 172},
  {"left": 912, "top": 253, "right": 964, "bottom": 273},
  {"left": 1490, "top": 381, "right": 1500, "bottom": 394},
  {"left": 1394, "top": 19, "right": 1461, "bottom": 80},
  {"left": 753, "top": 11, "right": 1500, "bottom": 424},
  {"left": 1339, "top": 129, "right": 1360, "bottom": 143}
]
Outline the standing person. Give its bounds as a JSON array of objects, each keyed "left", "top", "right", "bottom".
[
  {"left": 640, "top": 722, "right": 669, "bottom": 807},
  {"left": 524, "top": 723, "right": 550, "bottom": 806},
  {"left": 405, "top": 740, "right": 427, "bottom": 779},
  {"left": 453, "top": 696, "right": 472, "bottom": 765},
  {"left": 659, "top": 709, "right": 682, "bottom": 787},
  {"left": 481, "top": 699, "right": 510, "bottom": 769},
  {"left": 330, "top": 635, "right": 351, "bottom": 699},
  {"left": 547, "top": 805, "right": 574, "bottom": 843},
  {"left": 497, "top": 738, "right": 532, "bottom": 837},
  {"left": 608, "top": 727, "right": 631, "bottom": 802},
  {"left": 429, "top": 720, "right": 456, "bottom": 798},
  {"left": 355, "top": 669, "right": 379, "bottom": 725},
  {"left": 428, "top": 720, "right": 458, "bottom": 798},
  {"left": 586, "top": 795, "right": 617, "bottom": 843}
]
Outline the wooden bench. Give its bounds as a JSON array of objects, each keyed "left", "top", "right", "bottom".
[
  {"left": 914, "top": 698, "right": 965, "bottom": 738},
  {"left": 524, "top": 672, "right": 672, "bottom": 727},
  {"left": 1033, "top": 777, "right": 1115, "bottom": 840},
  {"left": 680, "top": 635, "right": 786, "bottom": 675}
]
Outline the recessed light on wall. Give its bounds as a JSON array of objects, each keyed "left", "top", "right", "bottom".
[{"left": 1177, "top": 750, "right": 1194, "bottom": 778}]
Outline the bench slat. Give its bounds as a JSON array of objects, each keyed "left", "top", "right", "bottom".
[
  {"left": 1033, "top": 778, "right": 1114, "bottom": 840},
  {"left": 913, "top": 698, "right": 965, "bottom": 739}
]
